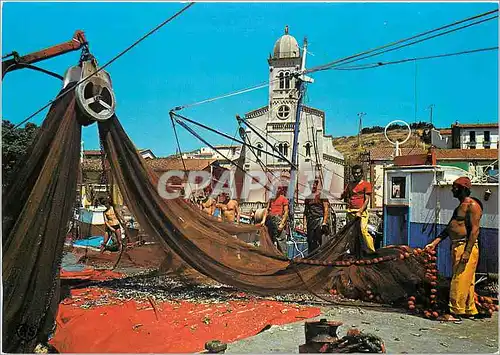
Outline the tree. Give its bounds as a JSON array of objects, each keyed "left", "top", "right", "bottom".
[{"left": 2, "top": 120, "right": 39, "bottom": 189}]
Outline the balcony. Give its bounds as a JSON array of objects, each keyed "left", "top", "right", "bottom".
[{"left": 267, "top": 122, "right": 295, "bottom": 132}]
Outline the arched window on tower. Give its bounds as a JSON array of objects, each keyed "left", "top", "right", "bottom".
[
  {"left": 276, "top": 142, "right": 289, "bottom": 162},
  {"left": 304, "top": 142, "right": 312, "bottom": 157},
  {"left": 256, "top": 143, "right": 263, "bottom": 158},
  {"left": 279, "top": 72, "right": 285, "bottom": 89},
  {"left": 284, "top": 71, "right": 291, "bottom": 89}
]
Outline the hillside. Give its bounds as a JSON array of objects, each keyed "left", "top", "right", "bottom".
[{"left": 332, "top": 129, "right": 426, "bottom": 162}]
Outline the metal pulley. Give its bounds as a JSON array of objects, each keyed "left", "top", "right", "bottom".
[{"left": 63, "top": 57, "right": 116, "bottom": 122}]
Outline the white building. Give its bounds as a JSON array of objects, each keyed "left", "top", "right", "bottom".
[
  {"left": 383, "top": 164, "right": 498, "bottom": 277},
  {"left": 241, "top": 27, "right": 344, "bottom": 202},
  {"left": 181, "top": 145, "right": 242, "bottom": 169},
  {"left": 431, "top": 123, "right": 498, "bottom": 149}
]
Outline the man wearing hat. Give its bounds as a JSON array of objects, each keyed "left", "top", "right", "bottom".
[{"left": 425, "top": 176, "right": 483, "bottom": 321}]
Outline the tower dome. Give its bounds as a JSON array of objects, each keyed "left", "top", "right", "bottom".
[{"left": 272, "top": 25, "right": 300, "bottom": 59}]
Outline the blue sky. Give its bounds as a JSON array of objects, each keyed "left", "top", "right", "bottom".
[{"left": 2, "top": 2, "right": 498, "bottom": 156}]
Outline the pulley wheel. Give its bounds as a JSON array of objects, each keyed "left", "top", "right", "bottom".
[{"left": 75, "top": 75, "right": 116, "bottom": 121}]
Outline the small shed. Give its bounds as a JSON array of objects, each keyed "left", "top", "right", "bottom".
[{"left": 383, "top": 165, "right": 498, "bottom": 277}]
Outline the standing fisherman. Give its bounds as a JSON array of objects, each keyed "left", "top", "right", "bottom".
[
  {"left": 217, "top": 193, "right": 241, "bottom": 224},
  {"left": 201, "top": 186, "right": 216, "bottom": 216},
  {"left": 260, "top": 186, "right": 289, "bottom": 254},
  {"left": 425, "top": 177, "right": 483, "bottom": 321},
  {"left": 303, "top": 179, "right": 330, "bottom": 254},
  {"left": 101, "top": 198, "right": 122, "bottom": 253},
  {"left": 341, "top": 164, "right": 375, "bottom": 253}
]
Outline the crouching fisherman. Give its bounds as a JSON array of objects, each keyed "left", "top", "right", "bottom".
[{"left": 425, "top": 177, "right": 483, "bottom": 321}]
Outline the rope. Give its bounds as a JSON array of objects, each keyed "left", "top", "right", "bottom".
[
  {"left": 173, "top": 81, "right": 269, "bottom": 111},
  {"left": 3, "top": 2, "right": 196, "bottom": 135},
  {"left": 243, "top": 117, "right": 345, "bottom": 181},
  {"left": 171, "top": 114, "right": 274, "bottom": 194},
  {"left": 171, "top": 111, "right": 295, "bottom": 166},
  {"left": 170, "top": 115, "right": 195, "bottom": 198}
]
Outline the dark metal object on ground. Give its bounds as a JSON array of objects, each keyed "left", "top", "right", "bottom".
[
  {"left": 300, "top": 319, "right": 385, "bottom": 353},
  {"left": 300, "top": 319, "right": 342, "bottom": 353},
  {"left": 205, "top": 340, "right": 227, "bottom": 353}
]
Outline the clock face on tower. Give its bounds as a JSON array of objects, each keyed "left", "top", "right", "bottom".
[{"left": 276, "top": 105, "right": 291, "bottom": 120}]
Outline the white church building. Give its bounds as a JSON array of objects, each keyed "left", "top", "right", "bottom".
[{"left": 241, "top": 27, "right": 345, "bottom": 202}]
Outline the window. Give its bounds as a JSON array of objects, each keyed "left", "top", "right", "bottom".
[
  {"left": 284, "top": 72, "right": 291, "bottom": 89},
  {"left": 484, "top": 131, "right": 491, "bottom": 142},
  {"left": 278, "top": 72, "right": 284, "bottom": 89},
  {"left": 256, "top": 143, "right": 263, "bottom": 158},
  {"left": 231, "top": 147, "right": 236, "bottom": 155},
  {"left": 277, "top": 105, "right": 290, "bottom": 119},
  {"left": 304, "top": 142, "right": 312, "bottom": 157},
  {"left": 283, "top": 142, "right": 289, "bottom": 157},
  {"left": 484, "top": 131, "right": 491, "bottom": 148},
  {"left": 391, "top": 177, "right": 406, "bottom": 199},
  {"left": 469, "top": 131, "right": 476, "bottom": 142},
  {"left": 276, "top": 142, "right": 289, "bottom": 162},
  {"left": 469, "top": 131, "right": 476, "bottom": 149}
]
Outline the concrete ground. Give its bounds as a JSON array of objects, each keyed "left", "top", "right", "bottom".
[{"left": 227, "top": 305, "right": 499, "bottom": 354}]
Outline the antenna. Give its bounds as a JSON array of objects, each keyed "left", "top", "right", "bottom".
[
  {"left": 427, "top": 104, "right": 435, "bottom": 126},
  {"left": 357, "top": 112, "right": 366, "bottom": 147},
  {"left": 384, "top": 120, "right": 411, "bottom": 157}
]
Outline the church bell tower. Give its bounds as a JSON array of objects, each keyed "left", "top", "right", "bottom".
[{"left": 267, "top": 26, "right": 303, "bottom": 123}]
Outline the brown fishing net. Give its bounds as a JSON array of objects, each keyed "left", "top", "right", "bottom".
[
  {"left": 3, "top": 90, "right": 470, "bottom": 353},
  {"left": 3, "top": 88, "right": 82, "bottom": 353}
]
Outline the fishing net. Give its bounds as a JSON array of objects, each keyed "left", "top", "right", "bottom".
[
  {"left": 3, "top": 89, "right": 493, "bottom": 353},
  {"left": 3, "top": 88, "right": 82, "bottom": 353}
]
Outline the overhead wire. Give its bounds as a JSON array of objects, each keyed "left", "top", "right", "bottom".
[
  {"left": 332, "top": 46, "right": 499, "bottom": 70},
  {"left": 169, "top": 9, "right": 497, "bottom": 112},
  {"left": 306, "top": 9, "right": 498, "bottom": 74},
  {"left": 7, "top": 5, "right": 493, "bottom": 137},
  {"left": 162, "top": 10, "right": 498, "bottom": 184},
  {"left": 3, "top": 2, "right": 196, "bottom": 135}
]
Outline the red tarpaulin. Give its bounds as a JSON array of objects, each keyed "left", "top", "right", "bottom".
[
  {"left": 50, "top": 288, "right": 320, "bottom": 353},
  {"left": 59, "top": 269, "right": 124, "bottom": 281}
]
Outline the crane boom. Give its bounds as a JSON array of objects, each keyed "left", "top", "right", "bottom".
[{"left": 2, "top": 30, "right": 87, "bottom": 78}]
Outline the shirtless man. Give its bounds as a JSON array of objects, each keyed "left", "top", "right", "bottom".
[
  {"left": 425, "top": 177, "right": 483, "bottom": 321},
  {"left": 101, "top": 198, "right": 122, "bottom": 252},
  {"left": 200, "top": 187, "right": 216, "bottom": 216},
  {"left": 217, "top": 193, "right": 240, "bottom": 223}
]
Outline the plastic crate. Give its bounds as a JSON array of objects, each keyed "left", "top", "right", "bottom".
[{"left": 287, "top": 232, "right": 308, "bottom": 259}]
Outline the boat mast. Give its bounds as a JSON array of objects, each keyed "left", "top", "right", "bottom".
[{"left": 288, "top": 37, "right": 313, "bottom": 225}]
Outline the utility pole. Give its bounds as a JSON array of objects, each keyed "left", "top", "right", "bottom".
[
  {"left": 289, "top": 37, "right": 313, "bottom": 227},
  {"left": 427, "top": 104, "right": 435, "bottom": 127},
  {"left": 357, "top": 112, "right": 366, "bottom": 147}
]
